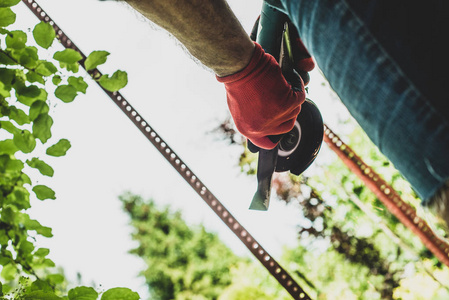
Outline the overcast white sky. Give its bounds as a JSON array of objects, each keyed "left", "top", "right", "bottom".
[{"left": 10, "top": 0, "right": 350, "bottom": 297}]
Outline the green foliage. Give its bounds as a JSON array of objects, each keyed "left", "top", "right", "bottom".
[
  {"left": 122, "top": 192, "right": 297, "bottom": 300},
  {"left": 26, "top": 157, "right": 54, "bottom": 176},
  {"left": 54, "top": 84, "right": 77, "bottom": 102},
  {"left": 0, "top": 0, "right": 20, "bottom": 8},
  {"left": 0, "top": 1, "right": 133, "bottom": 298},
  {"left": 67, "top": 286, "right": 98, "bottom": 299},
  {"left": 122, "top": 193, "right": 241, "bottom": 300},
  {"left": 0, "top": 8, "right": 16, "bottom": 27},
  {"left": 2, "top": 277, "right": 140, "bottom": 300},
  {"left": 68, "top": 76, "right": 88, "bottom": 94},
  {"left": 218, "top": 262, "right": 291, "bottom": 300},
  {"left": 283, "top": 245, "right": 383, "bottom": 299},
  {"left": 101, "top": 287, "right": 140, "bottom": 300},
  {"left": 46, "top": 139, "right": 71, "bottom": 157},
  {"left": 99, "top": 70, "right": 128, "bottom": 92},
  {"left": 32, "top": 184, "right": 56, "bottom": 200},
  {"left": 32, "top": 22, "right": 55, "bottom": 49},
  {"left": 5, "top": 30, "right": 26, "bottom": 49},
  {"left": 53, "top": 49, "right": 82, "bottom": 64},
  {"left": 84, "top": 51, "right": 109, "bottom": 71}
]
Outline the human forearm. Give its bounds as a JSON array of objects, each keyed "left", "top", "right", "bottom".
[{"left": 125, "top": 0, "right": 255, "bottom": 76}]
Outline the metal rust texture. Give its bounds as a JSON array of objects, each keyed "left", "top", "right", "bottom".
[
  {"left": 323, "top": 124, "right": 449, "bottom": 267},
  {"left": 22, "top": 0, "right": 312, "bottom": 299}
]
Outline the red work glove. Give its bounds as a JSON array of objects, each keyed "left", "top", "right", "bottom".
[
  {"left": 216, "top": 42, "right": 306, "bottom": 149},
  {"left": 294, "top": 38, "right": 314, "bottom": 72}
]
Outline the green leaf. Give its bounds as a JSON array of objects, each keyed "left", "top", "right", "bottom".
[
  {"left": 12, "top": 69, "right": 26, "bottom": 87},
  {"left": 46, "top": 139, "right": 71, "bottom": 157},
  {"left": 0, "top": 68, "right": 15, "bottom": 87},
  {"left": 42, "top": 258, "right": 55, "bottom": 267},
  {"left": 32, "top": 113, "right": 53, "bottom": 143},
  {"left": 2, "top": 155, "right": 24, "bottom": 172},
  {"left": 0, "top": 80, "right": 11, "bottom": 97},
  {"left": 0, "top": 0, "right": 20, "bottom": 7},
  {"left": 1, "top": 283, "right": 11, "bottom": 295},
  {"left": 84, "top": 50, "right": 109, "bottom": 71},
  {"left": 17, "top": 88, "right": 47, "bottom": 106},
  {"left": 0, "top": 230, "right": 8, "bottom": 245},
  {"left": 0, "top": 156, "right": 15, "bottom": 173},
  {"left": 0, "top": 8, "right": 15, "bottom": 27},
  {"left": 5, "top": 30, "right": 26, "bottom": 49},
  {"left": 55, "top": 84, "right": 77, "bottom": 103},
  {"left": 19, "top": 240, "right": 34, "bottom": 255},
  {"left": 7, "top": 160, "right": 24, "bottom": 172},
  {"left": 0, "top": 51, "right": 16, "bottom": 65},
  {"left": 101, "top": 288, "right": 140, "bottom": 300},
  {"left": 34, "top": 248, "right": 50, "bottom": 257},
  {"left": 39, "top": 227, "right": 53, "bottom": 238},
  {"left": 68, "top": 286, "right": 98, "bottom": 300},
  {"left": 26, "top": 157, "right": 54, "bottom": 177},
  {"left": 32, "top": 185, "right": 56, "bottom": 200},
  {"left": 59, "top": 61, "right": 79, "bottom": 73},
  {"left": 16, "top": 84, "right": 40, "bottom": 98},
  {"left": 53, "top": 49, "right": 82, "bottom": 64},
  {"left": 23, "top": 216, "right": 53, "bottom": 237},
  {"left": 33, "top": 21, "right": 55, "bottom": 49},
  {"left": 47, "top": 274, "right": 65, "bottom": 285},
  {"left": 29, "top": 100, "right": 49, "bottom": 121},
  {"left": 8, "top": 106, "right": 30, "bottom": 125},
  {"left": 20, "top": 172, "right": 32, "bottom": 185},
  {"left": 6, "top": 186, "right": 30, "bottom": 209},
  {"left": 14, "top": 46, "right": 39, "bottom": 69},
  {"left": 99, "top": 70, "right": 128, "bottom": 92},
  {"left": 26, "top": 71, "right": 45, "bottom": 84},
  {"left": 1, "top": 207, "right": 15, "bottom": 223},
  {"left": 52, "top": 75, "right": 62, "bottom": 85},
  {"left": 0, "top": 120, "right": 19, "bottom": 134},
  {"left": 68, "top": 76, "right": 88, "bottom": 94},
  {"left": 0, "top": 139, "right": 18, "bottom": 155},
  {"left": 35, "top": 61, "right": 57, "bottom": 76},
  {"left": 13, "top": 129, "right": 36, "bottom": 153},
  {"left": 0, "top": 263, "right": 16, "bottom": 281},
  {"left": 0, "top": 81, "right": 10, "bottom": 97},
  {"left": 30, "top": 280, "right": 53, "bottom": 293},
  {"left": 23, "top": 291, "right": 62, "bottom": 300}
]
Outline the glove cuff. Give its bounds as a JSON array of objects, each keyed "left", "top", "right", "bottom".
[{"left": 216, "top": 42, "right": 265, "bottom": 84}]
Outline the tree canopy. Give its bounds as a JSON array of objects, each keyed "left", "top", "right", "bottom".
[
  {"left": 121, "top": 192, "right": 294, "bottom": 300},
  {"left": 122, "top": 192, "right": 239, "bottom": 300}
]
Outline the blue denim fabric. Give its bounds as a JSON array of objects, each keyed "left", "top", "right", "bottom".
[{"left": 278, "top": 0, "right": 449, "bottom": 203}]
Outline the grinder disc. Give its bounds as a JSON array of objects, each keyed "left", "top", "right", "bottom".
[{"left": 275, "top": 98, "right": 323, "bottom": 175}]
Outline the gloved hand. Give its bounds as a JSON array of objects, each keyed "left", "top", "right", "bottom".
[{"left": 216, "top": 42, "right": 306, "bottom": 149}]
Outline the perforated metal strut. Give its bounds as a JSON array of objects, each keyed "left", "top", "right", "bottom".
[{"left": 21, "top": 0, "right": 312, "bottom": 298}]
